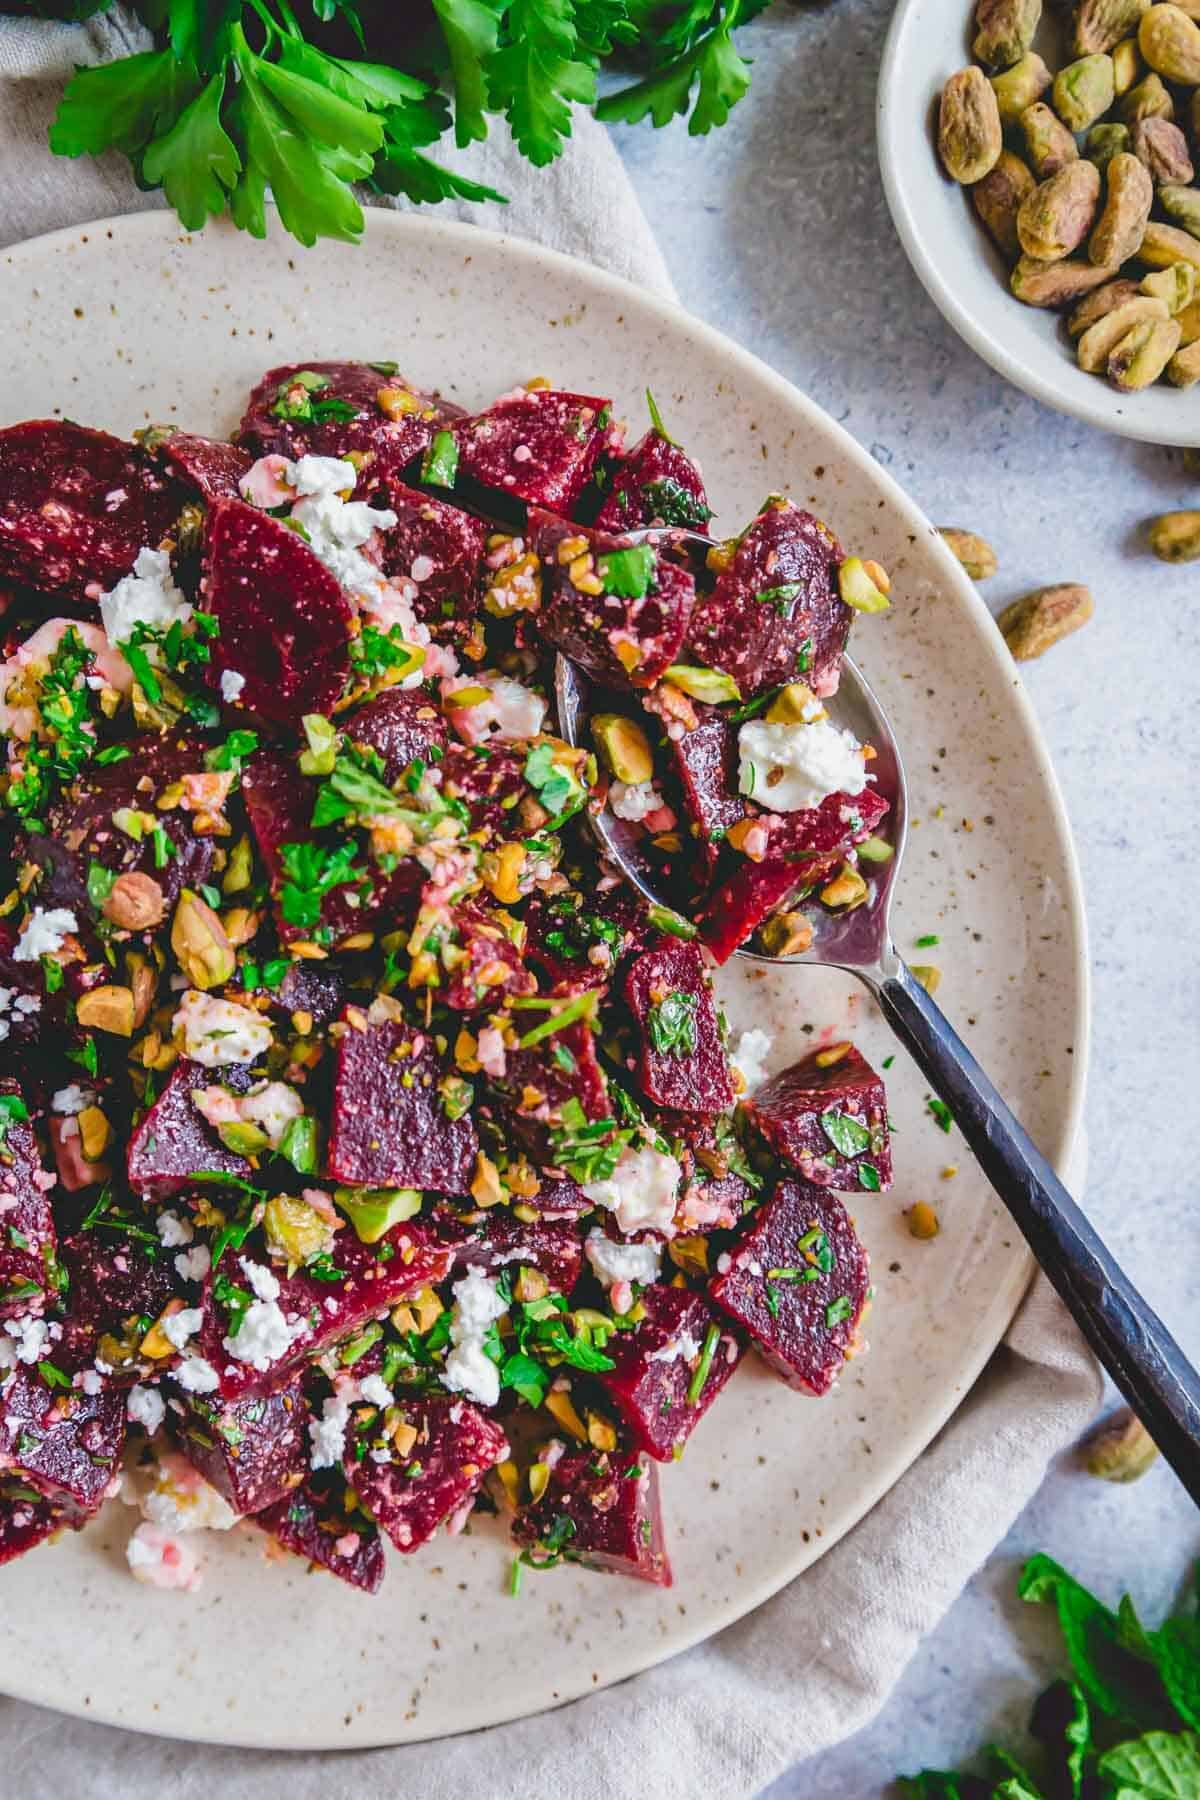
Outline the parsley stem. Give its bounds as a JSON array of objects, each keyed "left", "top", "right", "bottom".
[{"left": 687, "top": 1323, "right": 720, "bottom": 1406}]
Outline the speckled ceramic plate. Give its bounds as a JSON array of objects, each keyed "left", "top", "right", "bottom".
[{"left": 0, "top": 210, "right": 1088, "bottom": 1750}]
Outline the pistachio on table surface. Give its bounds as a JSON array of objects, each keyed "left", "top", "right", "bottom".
[
  {"left": 1081, "top": 1406, "right": 1160, "bottom": 1481},
  {"left": 1146, "top": 508, "right": 1200, "bottom": 556},
  {"left": 938, "top": 527, "right": 999, "bottom": 578},
  {"left": 935, "top": 0, "right": 1200, "bottom": 398},
  {"left": 998, "top": 583, "right": 1095, "bottom": 659}
]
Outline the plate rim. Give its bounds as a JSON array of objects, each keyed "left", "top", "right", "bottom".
[
  {"left": 0, "top": 205, "right": 1091, "bottom": 1750},
  {"left": 876, "top": 0, "right": 1200, "bottom": 449}
]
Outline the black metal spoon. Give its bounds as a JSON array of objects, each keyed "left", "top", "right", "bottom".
[{"left": 557, "top": 633, "right": 1200, "bottom": 1504}]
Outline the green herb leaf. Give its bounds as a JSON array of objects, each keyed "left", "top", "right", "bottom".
[
  {"left": 819, "top": 1109, "right": 871, "bottom": 1158},
  {"left": 647, "top": 990, "right": 698, "bottom": 1058},
  {"left": 1098, "top": 1729, "right": 1200, "bottom": 1796},
  {"left": 421, "top": 428, "right": 460, "bottom": 488},
  {"left": 142, "top": 71, "right": 241, "bottom": 230},
  {"left": 1019, "top": 1554, "right": 1169, "bottom": 1726},
  {"left": 598, "top": 542, "right": 656, "bottom": 599},
  {"left": 927, "top": 1097, "right": 954, "bottom": 1134}
]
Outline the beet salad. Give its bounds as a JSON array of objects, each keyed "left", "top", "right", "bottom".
[{"left": 0, "top": 367, "right": 894, "bottom": 1596}]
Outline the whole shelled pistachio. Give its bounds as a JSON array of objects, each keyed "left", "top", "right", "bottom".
[
  {"left": 1157, "top": 183, "right": 1200, "bottom": 237},
  {"left": 1111, "top": 35, "right": 1143, "bottom": 90},
  {"left": 1074, "top": 0, "right": 1150, "bottom": 55},
  {"left": 1107, "top": 313, "right": 1183, "bottom": 384},
  {"left": 1138, "top": 3, "right": 1200, "bottom": 81},
  {"left": 973, "top": 0, "right": 1043, "bottom": 67},
  {"left": 1087, "top": 150, "right": 1154, "bottom": 264},
  {"left": 1139, "top": 218, "right": 1200, "bottom": 270},
  {"left": 1141, "top": 261, "right": 1198, "bottom": 310},
  {"left": 1120, "top": 70, "right": 1175, "bottom": 121},
  {"left": 938, "top": 528, "right": 999, "bottom": 578},
  {"left": 1053, "top": 52, "right": 1117, "bottom": 130},
  {"left": 1086, "top": 121, "right": 1132, "bottom": 171},
  {"left": 1011, "top": 253, "right": 1120, "bottom": 305},
  {"left": 939, "top": 66, "right": 1004, "bottom": 182},
  {"left": 1146, "top": 509, "right": 1200, "bottom": 557},
  {"left": 1166, "top": 338, "right": 1200, "bottom": 380},
  {"left": 998, "top": 583, "right": 1094, "bottom": 657},
  {"left": 1020, "top": 100, "right": 1081, "bottom": 177},
  {"left": 1068, "top": 275, "right": 1143, "bottom": 334},
  {"left": 972, "top": 149, "right": 1037, "bottom": 254},
  {"left": 991, "top": 51, "right": 1052, "bottom": 121},
  {"left": 1130, "top": 115, "right": 1196, "bottom": 181},
  {"left": 1076, "top": 293, "right": 1168, "bottom": 368},
  {"left": 1018, "top": 160, "right": 1102, "bottom": 259}
]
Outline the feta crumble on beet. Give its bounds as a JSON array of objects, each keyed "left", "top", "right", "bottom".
[
  {"left": 440, "top": 1268, "right": 507, "bottom": 1410},
  {"left": 584, "top": 1229, "right": 662, "bottom": 1289},
  {"left": 12, "top": 906, "right": 78, "bottom": 963},
  {"left": 737, "top": 716, "right": 866, "bottom": 814},
  {"left": 127, "top": 1385, "right": 166, "bottom": 1435},
  {"left": 583, "top": 1143, "right": 681, "bottom": 1237},
  {"left": 608, "top": 779, "right": 665, "bottom": 823},
  {"left": 172, "top": 990, "right": 273, "bottom": 1067},
  {"left": 219, "top": 668, "right": 246, "bottom": 703},
  {"left": 99, "top": 546, "right": 192, "bottom": 648}
]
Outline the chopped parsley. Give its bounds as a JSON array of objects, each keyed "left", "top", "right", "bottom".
[
  {"left": 926, "top": 1097, "right": 954, "bottom": 1134},
  {"left": 278, "top": 839, "right": 366, "bottom": 931},
  {"left": 597, "top": 543, "right": 656, "bottom": 599},
  {"left": 825, "top": 1296, "right": 854, "bottom": 1329},
  {"left": 647, "top": 989, "right": 698, "bottom": 1058},
  {"left": 421, "top": 429, "right": 459, "bottom": 488},
  {"left": 819, "top": 1109, "right": 872, "bottom": 1158}
]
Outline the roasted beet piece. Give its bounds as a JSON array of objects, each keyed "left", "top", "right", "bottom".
[
  {"left": 204, "top": 499, "right": 352, "bottom": 727},
  {"left": 533, "top": 513, "right": 693, "bottom": 690},
  {"left": 699, "top": 786, "right": 889, "bottom": 965},
  {"left": 344, "top": 1394, "right": 507, "bottom": 1554},
  {"left": 438, "top": 742, "right": 525, "bottom": 838},
  {"left": 241, "top": 749, "right": 421, "bottom": 946},
  {"left": 669, "top": 707, "right": 745, "bottom": 875},
  {"left": 0, "top": 1366, "right": 125, "bottom": 1521},
  {"left": 0, "top": 926, "right": 54, "bottom": 1057},
  {"left": 746, "top": 1043, "right": 892, "bottom": 1192},
  {"left": 512, "top": 1449, "right": 670, "bottom": 1584},
  {"left": 0, "top": 421, "right": 183, "bottom": 600},
  {"left": 600, "top": 1285, "right": 739, "bottom": 1461},
  {"left": 57, "top": 1231, "right": 178, "bottom": 1378},
  {"left": 526, "top": 1174, "right": 591, "bottom": 1219},
  {"left": 370, "top": 478, "right": 487, "bottom": 642},
  {"left": 666, "top": 1114, "right": 753, "bottom": 1233},
  {"left": 451, "top": 388, "right": 612, "bottom": 513},
  {"left": 198, "top": 1221, "right": 452, "bottom": 1400},
  {"left": 150, "top": 431, "right": 252, "bottom": 501},
  {"left": 523, "top": 888, "right": 649, "bottom": 992},
  {"left": 489, "top": 1017, "right": 609, "bottom": 1164},
  {"left": 179, "top": 1377, "right": 307, "bottom": 1514},
  {"left": 344, "top": 685, "right": 448, "bottom": 783},
  {"left": 325, "top": 1011, "right": 478, "bottom": 1194},
  {"left": 271, "top": 961, "right": 346, "bottom": 1034},
  {"left": 126, "top": 1057, "right": 252, "bottom": 1200},
  {"left": 443, "top": 904, "right": 536, "bottom": 1013},
  {"left": 437, "top": 1210, "right": 583, "bottom": 1293},
  {"left": 0, "top": 1477, "right": 61, "bottom": 1565},
  {"left": 625, "top": 937, "right": 733, "bottom": 1116},
  {"left": 708, "top": 1180, "right": 870, "bottom": 1396},
  {"left": 253, "top": 1476, "right": 385, "bottom": 1594},
  {"left": 594, "top": 428, "right": 711, "bottom": 534},
  {"left": 27, "top": 731, "right": 223, "bottom": 913},
  {"left": 238, "top": 361, "right": 459, "bottom": 477},
  {"left": 0, "top": 1081, "right": 56, "bottom": 1320},
  {"left": 683, "top": 501, "right": 850, "bottom": 701}
]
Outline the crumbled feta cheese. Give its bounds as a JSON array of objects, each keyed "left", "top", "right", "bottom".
[
  {"left": 51, "top": 1083, "right": 90, "bottom": 1115},
  {"left": 156, "top": 1209, "right": 194, "bottom": 1249},
  {"left": 309, "top": 1393, "right": 352, "bottom": 1470},
  {"left": 174, "top": 1245, "right": 211, "bottom": 1284},
  {"left": 583, "top": 1143, "right": 681, "bottom": 1237},
  {"left": 609, "top": 780, "right": 665, "bottom": 823},
  {"left": 163, "top": 1306, "right": 203, "bottom": 1352},
  {"left": 172, "top": 1356, "right": 219, "bottom": 1395},
  {"left": 409, "top": 555, "right": 435, "bottom": 583},
  {"left": 13, "top": 906, "right": 78, "bottom": 963},
  {"left": 223, "top": 1298, "right": 296, "bottom": 1370},
  {"left": 440, "top": 1267, "right": 507, "bottom": 1409},
  {"left": 731, "top": 1028, "right": 773, "bottom": 1095},
  {"left": 78, "top": 1369, "right": 104, "bottom": 1396},
  {"left": 172, "top": 990, "right": 273, "bottom": 1068},
  {"left": 738, "top": 717, "right": 866, "bottom": 814},
  {"left": 99, "top": 547, "right": 192, "bottom": 648},
  {"left": 358, "top": 1373, "right": 394, "bottom": 1409},
  {"left": 284, "top": 456, "right": 398, "bottom": 607},
  {"left": 239, "top": 1256, "right": 280, "bottom": 1302},
  {"left": 647, "top": 1329, "right": 701, "bottom": 1365},
  {"left": 241, "top": 1081, "right": 303, "bottom": 1150},
  {"left": 142, "top": 1449, "right": 239, "bottom": 1533},
  {"left": 3, "top": 1314, "right": 49, "bottom": 1364},
  {"left": 219, "top": 668, "right": 246, "bottom": 703},
  {"left": 584, "top": 1228, "right": 662, "bottom": 1289},
  {"left": 442, "top": 672, "right": 547, "bottom": 746},
  {"left": 127, "top": 1385, "right": 166, "bottom": 1436},
  {"left": 475, "top": 1026, "right": 507, "bottom": 1079},
  {"left": 126, "top": 1522, "right": 202, "bottom": 1592}
]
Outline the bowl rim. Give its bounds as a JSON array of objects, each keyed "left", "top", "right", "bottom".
[{"left": 876, "top": 0, "right": 1200, "bottom": 448}]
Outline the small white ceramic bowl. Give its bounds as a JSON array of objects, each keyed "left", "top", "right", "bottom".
[{"left": 878, "top": 0, "right": 1200, "bottom": 446}]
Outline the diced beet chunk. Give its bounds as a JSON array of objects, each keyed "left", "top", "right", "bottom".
[
  {"left": 0, "top": 1080, "right": 57, "bottom": 1320},
  {"left": 127, "top": 1057, "right": 252, "bottom": 1200},
  {"left": 0, "top": 927, "right": 55, "bottom": 1056},
  {"left": 746, "top": 1043, "right": 892, "bottom": 1192},
  {"left": 0, "top": 1477, "right": 61, "bottom": 1565},
  {"left": 600, "top": 1285, "right": 739, "bottom": 1460},
  {"left": 533, "top": 513, "right": 693, "bottom": 690},
  {"left": 57, "top": 1231, "right": 179, "bottom": 1379},
  {"left": 241, "top": 750, "right": 421, "bottom": 946},
  {"left": 438, "top": 743, "right": 526, "bottom": 838},
  {"left": 0, "top": 420, "right": 183, "bottom": 600},
  {"left": 370, "top": 478, "right": 487, "bottom": 643},
  {"left": 325, "top": 1012, "right": 478, "bottom": 1194},
  {"left": 0, "top": 1366, "right": 125, "bottom": 1521},
  {"left": 437, "top": 1210, "right": 583, "bottom": 1293},
  {"left": 253, "top": 1475, "right": 385, "bottom": 1594},
  {"left": 150, "top": 431, "right": 252, "bottom": 501},
  {"left": 442, "top": 903, "right": 537, "bottom": 1013},
  {"left": 669, "top": 707, "right": 745, "bottom": 875},
  {"left": 665, "top": 1114, "right": 753, "bottom": 1232},
  {"left": 699, "top": 786, "right": 889, "bottom": 965},
  {"left": 523, "top": 887, "right": 649, "bottom": 992},
  {"left": 684, "top": 501, "right": 850, "bottom": 701},
  {"left": 526, "top": 1175, "right": 591, "bottom": 1219},
  {"left": 489, "top": 1017, "right": 609, "bottom": 1164},
  {"left": 451, "top": 388, "right": 612, "bottom": 513},
  {"left": 594, "top": 429, "right": 711, "bottom": 534},
  {"left": 238, "top": 361, "right": 459, "bottom": 478},
  {"left": 179, "top": 1378, "right": 307, "bottom": 1514},
  {"left": 270, "top": 962, "right": 346, "bottom": 1033},
  {"left": 512, "top": 1449, "right": 671, "bottom": 1585},
  {"left": 198, "top": 1221, "right": 452, "bottom": 1401},
  {"left": 344, "top": 1394, "right": 507, "bottom": 1554},
  {"left": 27, "top": 731, "right": 222, "bottom": 912},
  {"left": 204, "top": 499, "right": 352, "bottom": 727},
  {"left": 708, "top": 1180, "right": 870, "bottom": 1396},
  {"left": 344, "top": 686, "right": 448, "bottom": 783},
  {"left": 625, "top": 937, "right": 733, "bottom": 1115}
]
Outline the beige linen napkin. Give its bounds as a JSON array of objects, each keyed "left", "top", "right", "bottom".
[{"left": 0, "top": 14, "right": 1103, "bottom": 1796}]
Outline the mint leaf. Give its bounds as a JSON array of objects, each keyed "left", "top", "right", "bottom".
[
  {"left": 142, "top": 72, "right": 241, "bottom": 230},
  {"left": 598, "top": 542, "right": 656, "bottom": 599},
  {"left": 433, "top": 0, "right": 506, "bottom": 144},
  {"left": 1098, "top": 1729, "right": 1200, "bottom": 1796},
  {"left": 1019, "top": 1554, "right": 1168, "bottom": 1726},
  {"left": 1151, "top": 1618, "right": 1200, "bottom": 1730}
]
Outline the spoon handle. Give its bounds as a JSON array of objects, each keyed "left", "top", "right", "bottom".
[{"left": 868, "top": 955, "right": 1200, "bottom": 1505}]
